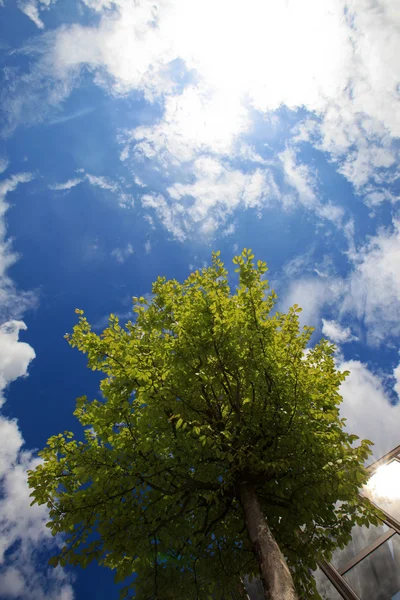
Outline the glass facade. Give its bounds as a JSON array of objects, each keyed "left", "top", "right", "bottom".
[
  {"left": 314, "top": 444, "right": 400, "bottom": 600},
  {"left": 343, "top": 534, "right": 400, "bottom": 599},
  {"left": 245, "top": 444, "right": 400, "bottom": 600},
  {"left": 330, "top": 523, "right": 391, "bottom": 573}
]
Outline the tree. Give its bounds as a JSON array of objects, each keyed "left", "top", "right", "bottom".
[{"left": 28, "top": 250, "right": 380, "bottom": 600}]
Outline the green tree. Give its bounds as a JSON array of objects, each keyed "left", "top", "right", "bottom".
[{"left": 28, "top": 250, "right": 379, "bottom": 600}]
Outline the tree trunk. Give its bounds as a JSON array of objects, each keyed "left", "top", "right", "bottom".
[{"left": 238, "top": 481, "right": 298, "bottom": 600}]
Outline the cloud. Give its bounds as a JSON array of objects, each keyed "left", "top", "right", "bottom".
[
  {"left": 103, "top": 0, "right": 398, "bottom": 200},
  {"left": 394, "top": 362, "right": 400, "bottom": 400},
  {"left": 139, "top": 157, "right": 278, "bottom": 239},
  {"left": 279, "top": 147, "right": 344, "bottom": 224},
  {"left": 345, "top": 218, "right": 400, "bottom": 344},
  {"left": 133, "top": 175, "right": 146, "bottom": 188},
  {"left": 0, "top": 33, "right": 81, "bottom": 136},
  {"left": 279, "top": 276, "right": 344, "bottom": 330},
  {"left": 0, "top": 159, "right": 8, "bottom": 175},
  {"left": 51, "top": 1, "right": 174, "bottom": 99},
  {"left": 4, "top": 0, "right": 398, "bottom": 215},
  {"left": 141, "top": 193, "right": 186, "bottom": 242},
  {"left": 322, "top": 319, "right": 357, "bottom": 344},
  {"left": 0, "top": 321, "right": 35, "bottom": 409},
  {"left": 17, "top": 0, "right": 57, "bottom": 29},
  {"left": 85, "top": 173, "right": 118, "bottom": 192},
  {"left": 281, "top": 217, "right": 400, "bottom": 347},
  {"left": 0, "top": 174, "right": 37, "bottom": 321},
  {"left": 49, "top": 178, "right": 83, "bottom": 191},
  {"left": 49, "top": 173, "right": 133, "bottom": 207},
  {"left": 128, "top": 84, "right": 249, "bottom": 164},
  {"left": 281, "top": 248, "right": 316, "bottom": 279},
  {"left": 339, "top": 359, "right": 400, "bottom": 462},
  {"left": 85, "top": 173, "right": 134, "bottom": 207},
  {"left": 0, "top": 171, "right": 73, "bottom": 598},
  {"left": 279, "top": 147, "right": 319, "bottom": 210},
  {"left": 281, "top": 217, "right": 400, "bottom": 346},
  {"left": 46, "top": 106, "right": 94, "bottom": 126},
  {"left": 17, "top": 1, "right": 45, "bottom": 29},
  {"left": 81, "top": 0, "right": 115, "bottom": 11},
  {"left": 222, "top": 223, "right": 235, "bottom": 237},
  {"left": 0, "top": 415, "right": 74, "bottom": 599},
  {"left": 110, "top": 243, "right": 133, "bottom": 263},
  {"left": 168, "top": 157, "right": 275, "bottom": 219}
]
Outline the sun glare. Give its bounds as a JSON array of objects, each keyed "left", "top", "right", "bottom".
[
  {"left": 147, "top": 0, "right": 355, "bottom": 155},
  {"left": 364, "top": 461, "right": 400, "bottom": 503},
  {"left": 168, "top": 0, "right": 351, "bottom": 110}
]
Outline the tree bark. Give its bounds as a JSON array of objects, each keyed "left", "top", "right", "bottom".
[{"left": 238, "top": 481, "right": 298, "bottom": 600}]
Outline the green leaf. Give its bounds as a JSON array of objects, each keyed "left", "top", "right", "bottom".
[{"left": 48, "top": 556, "right": 59, "bottom": 568}]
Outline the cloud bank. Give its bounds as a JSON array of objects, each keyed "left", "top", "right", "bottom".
[{"left": 0, "top": 173, "right": 74, "bottom": 599}]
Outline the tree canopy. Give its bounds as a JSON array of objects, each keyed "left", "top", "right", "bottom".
[{"left": 28, "top": 250, "right": 379, "bottom": 599}]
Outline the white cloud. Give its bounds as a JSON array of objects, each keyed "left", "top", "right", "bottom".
[
  {"left": 168, "top": 157, "right": 274, "bottom": 220},
  {"left": 281, "top": 248, "right": 315, "bottom": 279},
  {"left": 17, "top": 1, "right": 45, "bottom": 29},
  {"left": 339, "top": 144, "right": 396, "bottom": 190},
  {"left": 322, "top": 319, "right": 357, "bottom": 344},
  {"left": 49, "top": 178, "right": 83, "bottom": 191},
  {"left": 279, "top": 147, "right": 344, "bottom": 224},
  {"left": 282, "top": 219, "right": 400, "bottom": 346},
  {"left": 81, "top": 0, "right": 115, "bottom": 11},
  {"left": 0, "top": 35, "right": 81, "bottom": 136},
  {"left": 0, "top": 321, "right": 72, "bottom": 599},
  {"left": 110, "top": 243, "right": 133, "bottom": 263},
  {"left": 394, "top": 362, "right": 400, "bottom": 400},
  {"left": 129, "top": 84, "right": 249, "bottom": 164},
  {"left": 0, "top": 159, "right": 8, "bottom": 175},
  {"left": 138, "top": 157, "right": 278, "bottom": 239},
  {"left": 282, "top": 218, "right": 400, "bottom": 346},
  {"left": 0, "top": 416, "right": 74, "bottom": 600},
  {"left": 47, "top": 106, "right": 94, "bottom": 126},
  {"left": 133, "top": 175, "right": 146, "bottom": 188},
  {"left": 85, "top": 173, "right": 117, "bottom": 192},
  {"left": 0, "top": 567, "right": 25, "bottom": 597},
  {"left": 17, "top": 0, "right": 57, "bottom": 29},
  {"left": 85, "top": 173, "right": 134, "bottom": 208},
  {"left": 0, "top": 171, "right": 73, "bottom": 598},
  {"left": 0, "top": 321, "right": 35, "bottom": 409},
  {"left": 4, "top": 0, "right": 398, "bottom": 211},
  {"left": 339, "top": 360, "right": 400, "bottom": 462},
  {"left": 280, "top": 277, "right": 344, "bottom": 330},
  {"left": 222, "top": 223, "right": 235, "bottom": 237},
  {"left": 49, "top": 173, "right": 133, "bottom": 207},
  {"left": 0, "top": 174, "right": 37, "bottom": 321},
  {"left": 144, "top": 240, "right": 151, "bottom": 253},
  {"left": 141, "top": 193, "right": 186, "bottom": 242},
  {"left": 279, "top": 148, "right": 319, "bottom": 211},
  {"left": 7, "top": 1, "right": 399, "bottom": 128},
  {"left": 100, "top": 0, "right": 398, "bottom": 196},
  {"left": 85, "top": 173, "right": 134, "bottom": 207},
  {"left": 345, "top": 219, "right": 400, "bottom": 344},
  {"left": 51, "top": 1, "right": 174, "bottom": 99}
]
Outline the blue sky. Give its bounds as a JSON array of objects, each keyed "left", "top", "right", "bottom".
[{"left": 0, "top": 0, "right": 399, "bottom": 598}]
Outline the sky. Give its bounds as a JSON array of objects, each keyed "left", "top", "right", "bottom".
[{"left": 0, "top": 0, "right": 399, "bottom": 598}]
